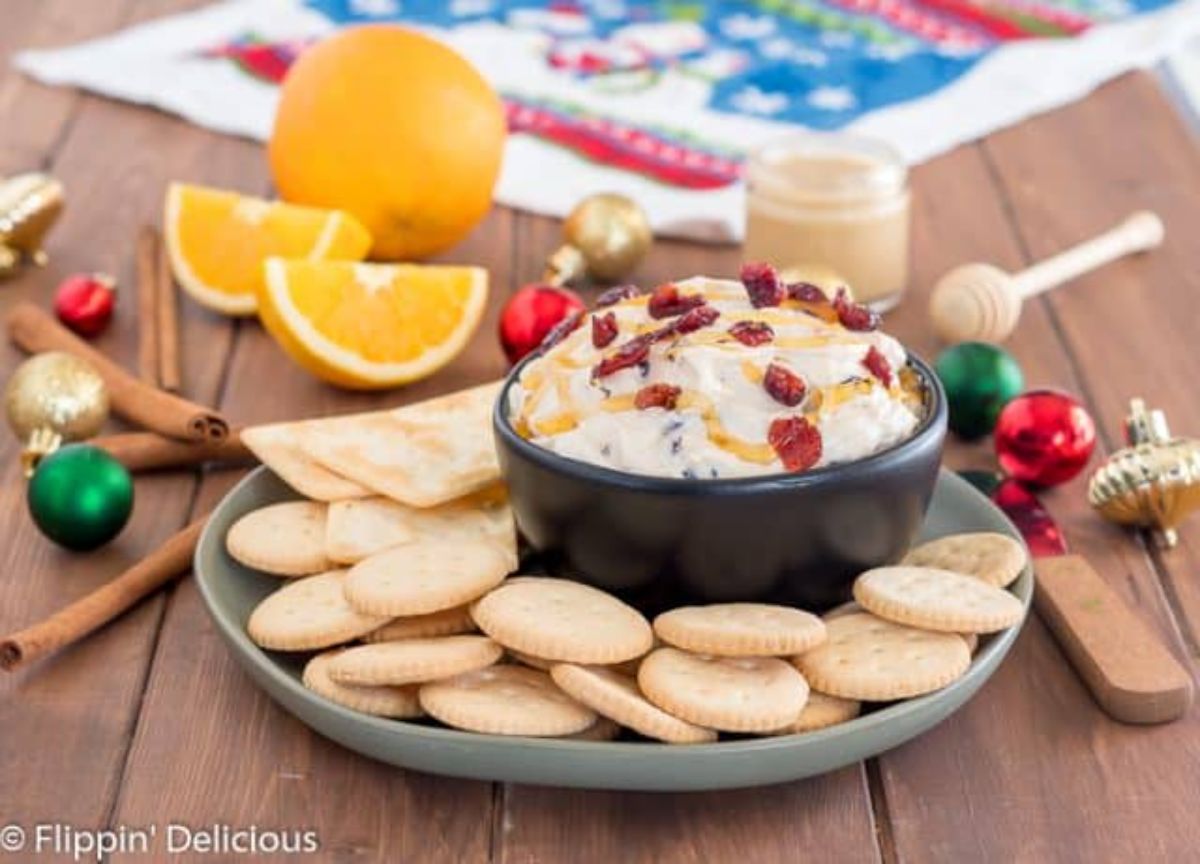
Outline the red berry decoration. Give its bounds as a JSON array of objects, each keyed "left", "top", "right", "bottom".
[
  {"left": 994, "top": 389, "right": 1097, "bottom": 487},
  {"left": 728, "top": 320, "right": 774, "bottom": 346},
  {"left": 499, "top": 283, "right": 586, "bottom": 364},
  {"left": 592, "top": 311, "right": 618, "bottom": 348},
  {"left": 833, "top": 288, "right": 880, "bottom": 332},
  {"left": 672, "top": 304, "right": 719, "bottom": 334},
  {"left": 740, "top": 261, "right": 784, "bottom": 308},
  {"left": 768, "top": 416, "right": 823, "bottom": 472},
  {"left": 763, "top": 363, "right": 806, "bottom": 406},
  {"left": 861, "top": 345, "right": 894, "bottom": 387},
  {"left": 54, "top": 273, "right": 116, "bottom": 338},
  {"left": 647, "top": 283, "right": 705, "bottom": 319},
  {"left": 593, "top": 334, "right": 653, "bottom": 378},
  {"left": 595, "top": 284, "right": 642, "bottom": 307},
  {"left": 634, "top": 383, "right": 681, "bottom": 410}
]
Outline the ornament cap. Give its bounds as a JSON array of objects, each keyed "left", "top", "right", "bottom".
[
  {"left": 1125, "top": 398, "right": 1171, "bottom": 445},
  {"left": 20, "top": 427, "right": 62, "bottom": 477},
  {"left": 543, "top": 245, "right": 587, "bottom": 287}
]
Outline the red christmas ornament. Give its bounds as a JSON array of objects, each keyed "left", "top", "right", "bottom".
[
  {"left": 54, "top": 273, "right": 116, "bottom": 338},
  {"left": 499, "top": 283, "right": 586, "bottom": 364},
  {"left": 994, "top": 389, "right": 1096, "bottom": 487}
]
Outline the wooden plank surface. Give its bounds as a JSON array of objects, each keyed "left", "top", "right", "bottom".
[
  {"left": 874, "top": 75, "right": 1200, "bottom": 862},
  {"left": 2, "top": 2, "right": 1199, "bottom": 860}
]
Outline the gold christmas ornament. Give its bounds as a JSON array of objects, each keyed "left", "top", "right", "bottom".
[
  {"left": 0, "top": 172, "right": 65, "bottom": 279},
  {"left": 1088, "top": 399, "right": 1200, "bottom": 548},
  {"left": 4, "top": 352, "right": 109, "bottom": 475},
  {"left": 544, "top": 193, "right": 652, "bottom": 285}
]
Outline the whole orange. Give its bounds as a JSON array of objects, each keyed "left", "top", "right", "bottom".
[{"left": 268, "top": 25, "right": 506, "bottom": 260}]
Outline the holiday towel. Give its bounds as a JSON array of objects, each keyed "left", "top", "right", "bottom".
[{"left": 15, "top": 0, "right": 1200, "bottom": 241}]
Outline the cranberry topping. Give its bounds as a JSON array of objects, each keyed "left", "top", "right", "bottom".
[
  {"left": 728, "top": 320, "right": 774, "bottom": 346},
  {"left": 786, "top": 281, "right": 827, "bottom": 304},
  {"left": 862, "top": 345, "right": 894, "bottom": 387},
  {"left": 538, "top": 310, "right": 585, "bottom": 353},
  {"left": 763, "top": 363, "right": 807, "bottom": 407},
  {"left": 634, "top": 383, "right": 682, "bottom": 410},
  {"left": 673, "top": 304, "right": 720, "bottom": 334},
  {"left": 591, "top": 311, "right": 618, "bottom": 348},
  {"left": 833, "top": 288, "right": 880, "bottom": 332},
  {"left": 768, "top": 416, "right": 823, "bottom": 472},
  {"left": 593, "top": 334, "right": 653, "bottom": 378},
  {"left": 595, "top": 284, "right": 643, "bottom": 307},
  {"left": 740, "top": 262, "right": 785, "bottom": 308},
  {"left": 648, "top": 283, "right": 705, "bottom": 319}
]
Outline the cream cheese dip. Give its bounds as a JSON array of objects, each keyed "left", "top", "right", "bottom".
[{"left": 508, "top": 264, "right": 924, "bottom": 480}]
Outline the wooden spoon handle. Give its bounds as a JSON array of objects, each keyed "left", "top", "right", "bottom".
[
  {"left": 1012, "top": 211, "right": 1164, "bottom": 299},
  {"left": 1035, "top": 554, "right": 1192, "bottom": 724}
]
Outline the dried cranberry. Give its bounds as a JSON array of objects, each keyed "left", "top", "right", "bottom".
[
  {"left": 591, "top": 311, "right": 618, "bottom": 348},
  {"left": 634, "top": 383, "right": 682, "bottom": 410},
  {"left": 740, "top": 262, "right": 785, "bottom": 308},
  {"left": 728, "top": 320, "right": 774, "bottom": 346},
  {"left": 768, "top": 416, "right": 823, "bottom": 472},
  {"left": 593, "top": 334, "right": 653, "bottom": 378},
  {"left": 833, "top": 288, "right": 879, "bottom": 332},
  {"left": 538, "top": 310, "right": 585, "bottom": 352},
  {"left": 674, "top": 304, "right": 720, "bottom": 334},
  {"left": 787, "top": 281, "right": 827, "bottom": 304},
  {"left": 648, "top": 283, "right": 705, "bottom": 319},
  {"left": 862, "top": 345, "right": 894, "bottom": 387},
  {"left": 595, "top": 284, "right": 643, "bottom": 307},
  {"left": 763, "top": 363, "right": 807, "bottom": 407}
]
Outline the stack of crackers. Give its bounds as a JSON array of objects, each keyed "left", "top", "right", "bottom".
[{"left": 230, "top": 383, "right": 1028, "bottom": 744}]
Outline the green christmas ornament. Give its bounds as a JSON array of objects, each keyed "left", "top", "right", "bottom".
[
  {"left": 935, "top": 342, "right": 1024, "bottom": 440},
  {"left": 27, "top": 443, "right": 133, "bottom": 551}
]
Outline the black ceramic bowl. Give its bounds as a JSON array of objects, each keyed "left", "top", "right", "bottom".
[{"left": 493, "top": 353, "right": 947, "bottom": 612}]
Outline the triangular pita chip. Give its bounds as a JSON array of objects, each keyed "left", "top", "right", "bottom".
[
  {"left": 325, "top": 486, "right": 517, "bottom": 565},
  {"left": 301, "top": 381, "right": 502, "bottom": 508},
  {"left": 242, "top": 422, "right": 372, "bottom": 502}
]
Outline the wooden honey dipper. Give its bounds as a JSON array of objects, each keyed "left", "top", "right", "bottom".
[{"left": 929, "top": 210, "right": 1164, "bottom": 344}]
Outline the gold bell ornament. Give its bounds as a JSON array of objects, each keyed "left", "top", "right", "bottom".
[
  {"left": 544, "top": 193, "right": 652, "bottom": 286},
  {"left": 4, "top": 351, "right": 110, "bottom": 475},
  {"left": 0, "top": 172, "right": 65, "bottom": 279},
  {"left": 1088, "top": 399, "right": 1200, "bottom": 548}
]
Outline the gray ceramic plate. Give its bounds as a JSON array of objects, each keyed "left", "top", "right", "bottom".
[{"left": 195, "top": 467, "right": 1031, "bottom": 791}]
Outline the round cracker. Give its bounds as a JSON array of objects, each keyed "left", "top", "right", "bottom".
[
  {"left": 823, "top": 600, "right": 863, "bottom": 621},
  {"left": 637, "top": 647, "right": 808, "bottom": 733},
  {"left": 902, "top": 532, "right": 1027, "bottom": 588},
  {"left": 470, "top": 577, "right": 653, "bottom": 664},
  {"left": 363, "top": 606, "right": 476, "bottom": 643},
  {"left": 302, "top": 651, "right": 423, "bottom": 718},
  {"left": 775, "top": 692, "right": 861, "bottom": 734},
  {"left": 327, "top": 635, "right": 503, "bottom": 686},
  {"left": 854, "top": 566, "right": 1024, "bottom": 633},
  {"left": 226, "top": 501, "right": 330, "bottom": 576},
  {"left": 550, "top": 664, "right": 717, "bottom": 744},
  {"left": 247, "top": 570, "right": 387, "bottom": 651},
  {"left": 796, "top": 612, "right": 971, "bottom": 701},
  {"left": 653, "top": 603, "right": 826, "bottom": 657},
  {"left": 419, "top": 665, "right": 596, "bottom": 736},
  {"left": 566, "top": 716, "right": 622, "bottom": 742},
  {"left": 344, "top": 540, "right": 510, "bottom": 617}
]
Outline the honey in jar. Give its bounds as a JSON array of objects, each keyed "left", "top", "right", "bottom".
[{"left": 744, "top": 133, "right": 910, "bottom": 311}]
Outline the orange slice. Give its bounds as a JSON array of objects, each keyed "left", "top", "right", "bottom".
[
  {"left": 259, "top": 259, "right": 489, "bottom": 389},
  {"left": 165, "top": 183, "right": 371, "bottom": 316}
]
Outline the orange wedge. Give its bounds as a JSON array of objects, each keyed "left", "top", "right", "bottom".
[
  {"left": 165, "top": 183, "right": 371, "bottom": 316},
  {"left": 258, "top": 259, "right": 489, "bottom": 389}
]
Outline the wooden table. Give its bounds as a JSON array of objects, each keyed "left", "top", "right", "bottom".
[{"left": 3, "top": 2, "right": 1200, "bottom": 862}]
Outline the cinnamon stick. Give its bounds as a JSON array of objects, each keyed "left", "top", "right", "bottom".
[
  {"left": 1, "top": 516, "right": 207, "bottom": 671},
  {"left": 93, "top": 429, "right": 253, "bottom": 472},
  {"left": 6, "top": 302, "right": 229, "bottom": 442},
  {"left": 155, "top": 232, "right": 182, "bottom": 392},
  {"left": 136, "top": 226, "right": 160, "bottom": 385}
]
